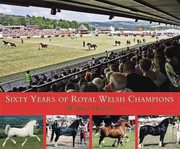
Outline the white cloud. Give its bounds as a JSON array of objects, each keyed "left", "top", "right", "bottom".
[
  {"left": 0, "top": 5, "right": 13, "bottom": 14},
  {"left": 0, "top": 4, "right": 135, "bottom": 22}
]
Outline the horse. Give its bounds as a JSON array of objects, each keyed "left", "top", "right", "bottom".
[
  {"left": 27, "top": 36, "right": 31, "bottom": 39},
  {"left": 2, "top": 40, "right": 9, "bottom": 45},
  {"left": 8, "top": 42, "right": 16, "bottom": 48},
  {"left": 139, "top": 117, "right": 175, "bottom": 148},
  {"left": 2, "top": 120, "right": 41, "bottom": 147},
  {"left": 126, "top": 40, "right": 131, "bottom": 45},
  {"left": 50, "top": 118, "right": 85, "bottom": 147},
  {"left": 39, "top": 43, "right": 48, "bottom": 50},
  {"left": 115, "top": 41, "right": 121, "bottom": 46},
  {"left": 87, "top": 43, "right": 98, "bottom": 50},
  {"left": 99, "top": 119, "right": 131, "bottom": 147},
  {"left": 137, "top": 39, "right": 142, "bottom": 45}
]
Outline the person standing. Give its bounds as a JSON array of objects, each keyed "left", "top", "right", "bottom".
[
  {"left": 50, "top": 120, "right": 59, "bottom": 142},
  {"left": 49, "top": 37, "right": 52, "bottom": 42},
  {"left": 21, "top": 38, "right": 24, "bottom": 44},
  {"left": 174, "top": 119, "right": 180, "bottom": 144},
  {"left": 79, "top": 123, "right": 87, "bottom": 145},
  {"left": 83, "top": 41, "right": 85, "bottom": 47},
  {"left": 25, "top": 70, "right": 32, "bottom": 85}
]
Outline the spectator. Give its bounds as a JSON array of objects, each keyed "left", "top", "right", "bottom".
[
  {"left": 80, "top": 82, "right": 98, "bottom": 92},
  {"left": 139, "top": 59, "right": 157, "bottom": 82},
  {"left": 108, "top": 72, "right": 132, "bottom": 92},
  {"left": 123, "top": 61, "right": 158, "bottom": 92},
  {"left": 92, "top": 77, "right": 104, "bottom": 92},
  {"left": 84, "top": 67, "right": 93, "bottom": 82},
  {"left": 65, "top": 82, "right": 75, "bottom": 92}
]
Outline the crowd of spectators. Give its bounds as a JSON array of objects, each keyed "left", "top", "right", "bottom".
[
  {"left": 2, "top": 28, "right": 65, "bottom": 38},
  {"left": 5, "top": 35, "right": 180, "bottom": 92}
]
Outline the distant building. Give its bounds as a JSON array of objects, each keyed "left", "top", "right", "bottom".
[
  {"left": 77, "top": 24, "right": 89, "bottom": 34},
  {"left": 2, "top": 25, "right": 26, "bottom": 30},
  {"left": 95, "top": 26, "right": 115, "bottom": 34}
]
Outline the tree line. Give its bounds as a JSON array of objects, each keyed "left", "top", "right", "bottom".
[{"left": 0, "top": 15, "right": 92, "bottom": 30}]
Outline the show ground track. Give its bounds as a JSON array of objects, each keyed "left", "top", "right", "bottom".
[{"left": 0, "top": 35, "right": 168, "bottom": 82}]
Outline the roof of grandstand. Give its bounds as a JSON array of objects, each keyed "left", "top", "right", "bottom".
[
  {"left": 77, "top": 24, "right": 89, "bottom": 31},
  {"left": 1, "top": 0, "right": 180, "bottom": 26}
]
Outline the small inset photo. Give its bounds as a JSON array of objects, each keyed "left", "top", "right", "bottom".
[
  {"left": 0, "top": 116, "right": 43, "bottom": 149},
  {"left": 92, "top": 115, "right": 135, "bottom": 149},
  {"left": 138, "top": 115, "right": 180, "bottom": 149},
  {"left": 46, "top": 115, "right": 89, "bottom": 149}
]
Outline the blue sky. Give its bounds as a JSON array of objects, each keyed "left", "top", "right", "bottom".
[{"left": 0, "top": 4, "right": 135, "bottom": 22}]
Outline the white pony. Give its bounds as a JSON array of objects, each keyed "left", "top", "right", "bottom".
[{"left": 2, "top": 120, "right": 41, "bottom": 147}]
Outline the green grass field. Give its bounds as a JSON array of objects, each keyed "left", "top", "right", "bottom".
[
  {"left": 0, "top": 35, "right": 167, "bottom": 80},
  {"left": 0, "top": 134, "right": 43, "bottom": 149},
  {"left": 92, "top": 130, "right": 135, "bottom": 149}
]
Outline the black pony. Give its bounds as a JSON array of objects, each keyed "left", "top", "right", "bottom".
[
  {"left": 115, "top": 41, "right": 121, "bottom": 46},
  {"left": 2, "top": 40, "right": 9, "bottom": 45},
  {"left": 87, "top": 43, "right": 98, "bottom": 50},
  {"left": 139, "top": 117, "right": 175, "bottom": 148},
  {"left": 50, "top": 119, "right": 84, "bottom": 147}
]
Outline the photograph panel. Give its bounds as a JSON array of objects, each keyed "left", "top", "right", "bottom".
[
  {"left": 92, "top": 115, "right": 135, "bottom": 149},
  {"left": 138, "top": 115, "right": 180, "bottom": 149},
  {"left": 46, "top": 115, "right": 89, "bottom": 149},
  {"left": 0, "top": 116, "right": 43, "bottom": 149}
]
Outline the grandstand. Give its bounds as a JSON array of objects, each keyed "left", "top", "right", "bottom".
[{"left": 0, "top": 0, "right": 180, "bottom": 92}]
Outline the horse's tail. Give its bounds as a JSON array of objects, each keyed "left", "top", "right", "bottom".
[
  {"left": 50, "top": 127, "right": 55, "bottom": 142},
  {"left": 4, "top": 124, "right": 10, "bottom": 135},
  {"left": 139, "top": 126, "right": 144, "bottom": 139},
  {"left": 94, "top": 126, "right": 101, "bottom": 136}
]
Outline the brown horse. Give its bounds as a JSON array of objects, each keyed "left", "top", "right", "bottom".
[
  {"left": 39, "top": 43, "right": 48, "bottom": 50},
  {"left": 99, "top": 119, "right": 131, "bottom": 147}
]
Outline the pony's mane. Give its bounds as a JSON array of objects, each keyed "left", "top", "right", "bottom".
[
  {"left": 68, "top": 119, "right": 81, "bottom": 128},
  {"left": 114, "top": 119, "right": 126, "bottom": 127},
  {"left": 158, "top": 118, "right": 170, "bottom": 126}
]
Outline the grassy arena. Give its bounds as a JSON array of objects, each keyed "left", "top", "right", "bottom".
[
  {"left": 0, "top": 134, "right": 43, "bottom": 149},
  {"left": 0, "top": 35, "right": 167, "bottom": 80},
  {"left": 92, "top": 131, "right": 135, "bottom": 149}
]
